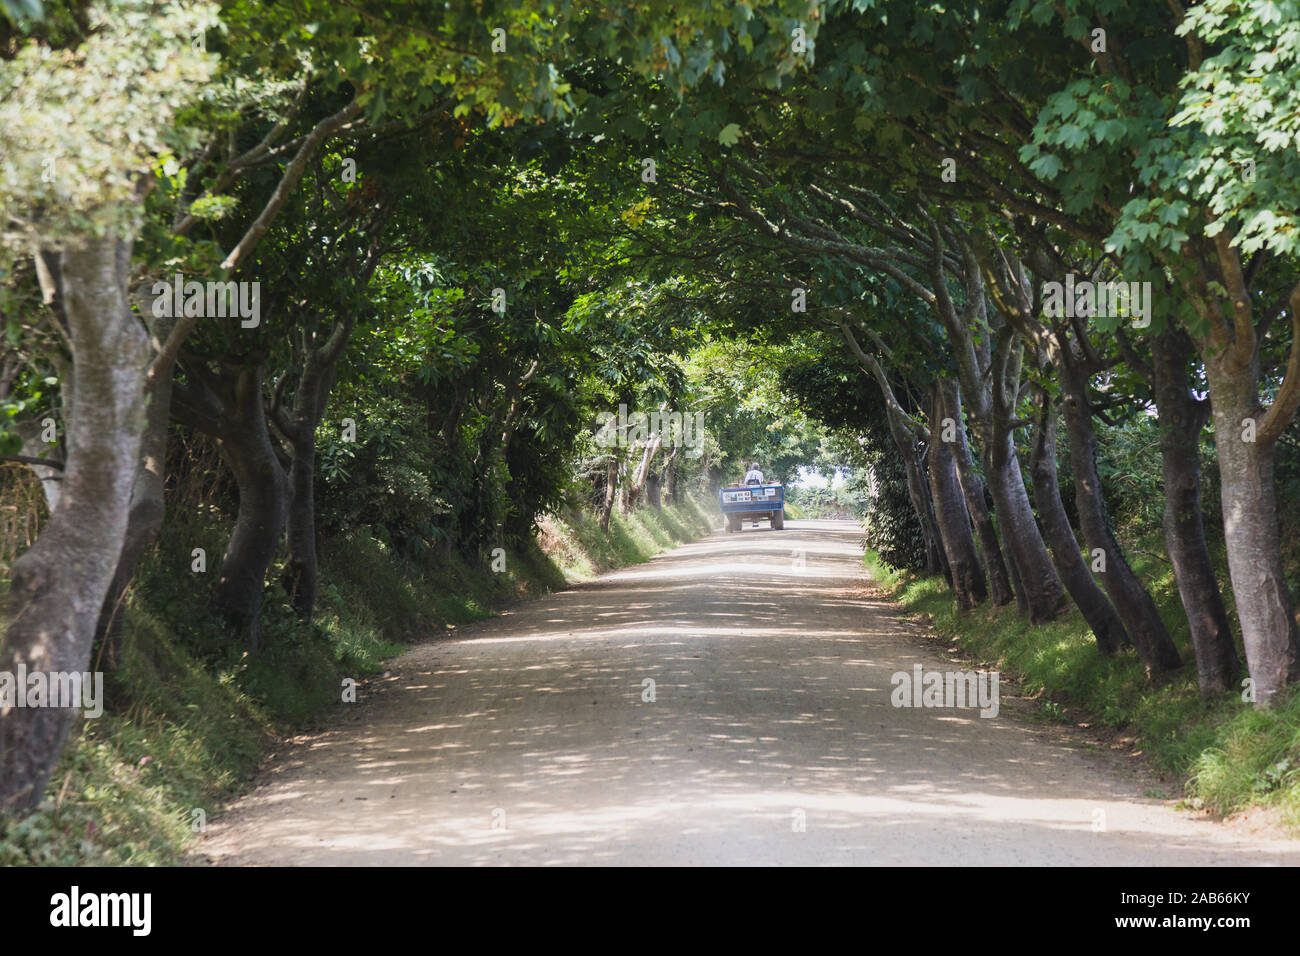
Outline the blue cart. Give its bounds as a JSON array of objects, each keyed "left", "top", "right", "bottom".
[{"left": 719, "top": 483, "right": 785, "bottom": 532}]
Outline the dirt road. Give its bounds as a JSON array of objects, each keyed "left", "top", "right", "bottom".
[{"left": 199, "top": 520, "right": 1300, "bottom": 865}]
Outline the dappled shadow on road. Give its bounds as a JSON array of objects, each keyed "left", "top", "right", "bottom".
[{"left": 202, "top": 521, "right": 1300, "bottom": 866}]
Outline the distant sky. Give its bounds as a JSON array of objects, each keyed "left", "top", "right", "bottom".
[{"left": 794, "top": 465, "right": 846, "bottom": 489}]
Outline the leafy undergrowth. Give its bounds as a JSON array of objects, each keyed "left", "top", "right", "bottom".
[
  {"left": 0, "top": 497, "right": 713, "bottom": 865},
  {"left": 863, "top": 545, "right": 1300, "bottom": 832}
]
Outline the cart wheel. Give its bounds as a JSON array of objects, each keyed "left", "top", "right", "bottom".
[{"left": 773, "top": 509, "right": 785, "bottom": 530}]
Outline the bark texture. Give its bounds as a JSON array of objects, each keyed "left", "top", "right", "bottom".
[
  {"left": 1151, "top": 329, "right": 1239, "bottom": 695},
  {"left": 941, "top": 381, "right": 1014, "bottom": 607},
  {"left": 1, "top": 238, "right": 150, "bottom": 810},
  {"left": 927, "top": 385, "right": 987, "bottom": 610},
  {"left": 1028, "top": 388, "right": 1128, "bottom": 655},
  {"left": 1057, "top": 354, "right": 1181, "bottom": 675}
]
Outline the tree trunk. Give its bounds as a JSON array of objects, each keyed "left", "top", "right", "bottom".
[
  {"left": 942, "top": 381, "right": 1014, "bottom": 606},
  {"left": 213, "top": 363, "right": 288, "bottom": 652},
  {"left": 1202, "top": 349, "right": 1300, "bottom": 705},
  {"left": 599, "top": 456, "right": 617, "bottom": 532},
  {"left": 925, "top": 277, "right": 1064, "bottom": 619},
  {"left": 92, "top": 303, "right": 177, "bottom": 669},
  {"left": 982, "top": 429, "right": 1067, "bottom": 622},
  {"left": 1151, "top": 328, "right": 1238, "bottom": 696},
  {"left": 623, "top": 433, "right": 662, "bottom": 513},
  {"left": 884, "top": 406, "right": 945, "bottom": 577},
  {"left": 1028, "top": 388, "right": 1129, "bottom": 655},
  {"left": 278, "top": 357, "right": 339, "bottom": 622},
  {"left": 616, "top": 458, "right": 630, "bottom": 515},
  {"left": 662, "top": 445, "right": 679, "bottom": 505},
  {"left": 91, "top": 385, "right": 170, "bottom": 669},
  {"left": 928, "top": 385, "right": 986, "bottom": 609},
  {"left": 0, "top": 237, "right": 150, "bottom": 811},
  {"left": 1058, "top": 358, "right": 1181, "bottom": 676}
]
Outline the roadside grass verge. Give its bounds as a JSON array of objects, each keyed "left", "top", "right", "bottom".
[
  {"left": 538, "top": 494, "right": 714, "bottom": 580},
  {"left": 863, "top": 544, "right": 1300, "bottom": 831},
  {"left": 0, "top": 494, "right": 713, "bottom": 865}
]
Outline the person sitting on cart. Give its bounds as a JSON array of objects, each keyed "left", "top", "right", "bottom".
[{"left": 743, "top": 461, "right": 765, "bottom": 525}]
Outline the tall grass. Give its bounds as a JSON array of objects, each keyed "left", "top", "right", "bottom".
[{"left": 538, "top": 494, "right": 714, "bottom": 580}]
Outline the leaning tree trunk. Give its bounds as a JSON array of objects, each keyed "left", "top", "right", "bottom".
[
  {"left": 213, "top": 363, "right": 289, "bottom": 652},
  {"left": 1151, "top": 328, "right": 1238, "bottom": 696},
  {"left": 981, "top": 428, "right": 1067, "bottom": 623},
  {"left": 623, "top": 433, "right": 662, "bottom": 514},
  {"left": 1001, "top": 523, "right": 1026, "bottom": 615},
  {"left": 599, "top": 455, "right": 617, "bottom": 532},
  {"left": 1028, "top": 388, "right": 1129, "bottom": 655},
  {"left": 280, "top": 357, "right": 339, "bottom": 622},
  {"left": 1202, "top": 348, "right": 1300, "bottom": 705},
  {"left": 927, "top": 386, "right": 986, "bottom": 609},
  {"left": 1058, "top": 357, "right": 1181, "bottom": 676},
  {"left": 91, "top": 378, "right": 171, "bottom": 669},
  {"left": 884, "top": 407, "right": 946, "bottom": 577},
  {"left": 921, "top": 242, "right": 1049, "bottom": 610},
  {"left": 92, "top": 303, "right": 177, "bottom": 669},
  {"left": 0, "top": 237, "right": 150, "bottom": 811},
  {"left": 941, "top": 381, "right": 1014, "bottom": 607},
  {"left": 947, "top": 312, "right": 1064, "bottom": 620},
  {"left": 615, "top": 458, "right": 630, "bottom": 515}
]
